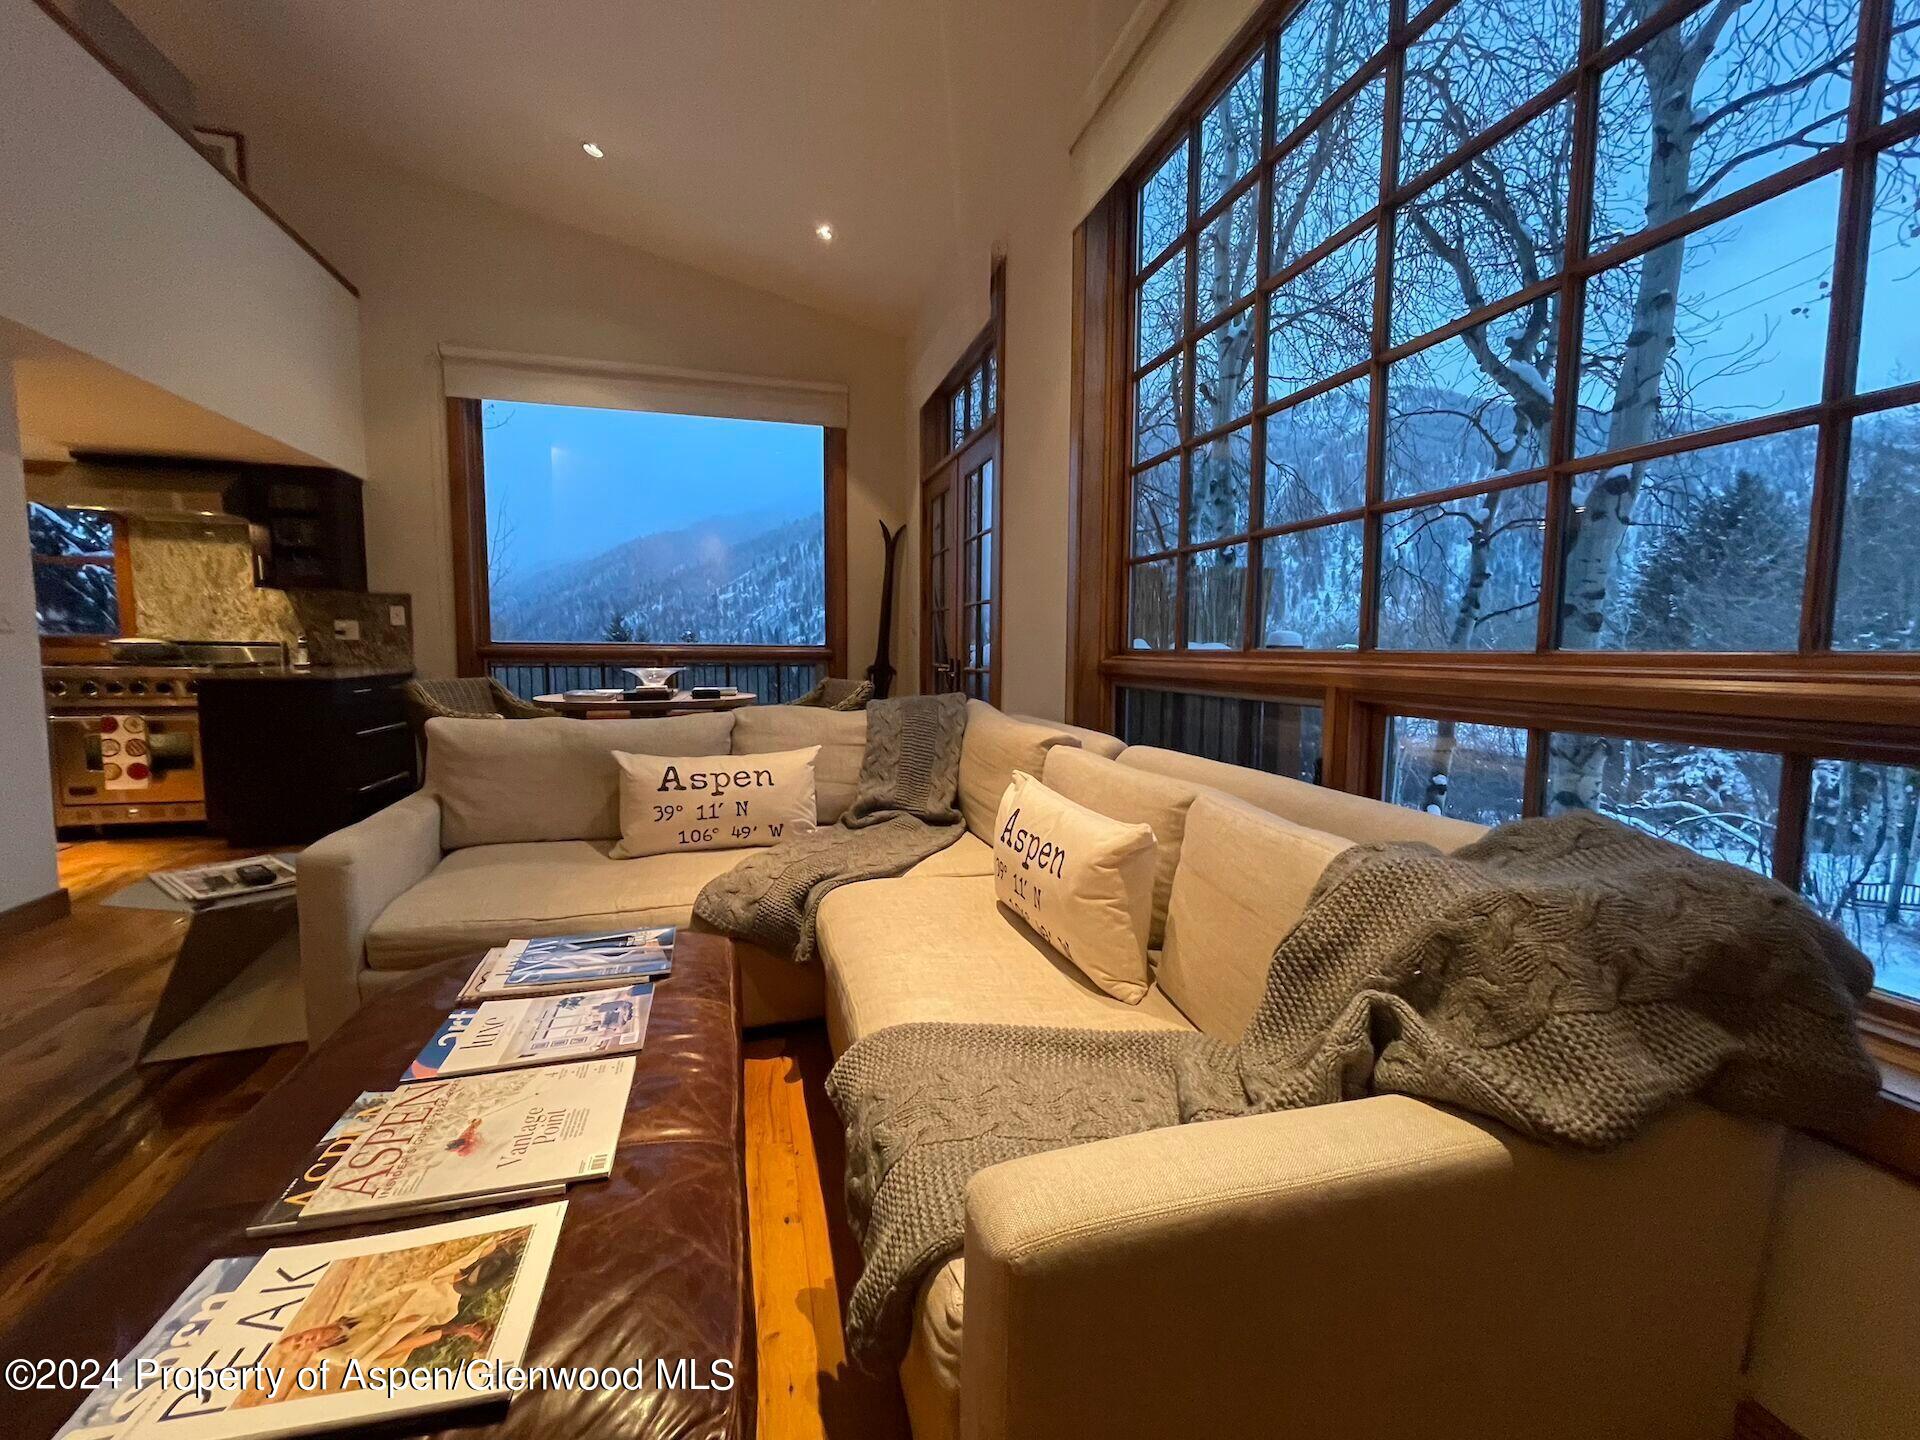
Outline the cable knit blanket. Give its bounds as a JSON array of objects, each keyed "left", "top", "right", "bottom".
[
  {"left": 826, "top": 811, "right": 1880, "bottom": 1366},
  {"left": 694, "top": 691, "right": 967, "bottom": 962}
]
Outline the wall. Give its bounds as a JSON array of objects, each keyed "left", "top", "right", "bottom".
[
  {"left": 0, "top": 366, "right": 62, "bottom": 913},
  {"left": 181, "top": 113, "right": 910, "bottom": 682},
  {"left": 903, "top": 0, "right": 1262, "bottom": 719},
  {"left": 0, "top": 0, "right": 365, "bottom": 476},
  {"left": 1746, "top": 1135, "right": 1920, "bottom": 1440}
]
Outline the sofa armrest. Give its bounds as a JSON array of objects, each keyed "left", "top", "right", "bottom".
[
  {"left": 296, "top": 790, "right": 442, "bottom": 1041},
  {"left": 960, "top": 1097, "right": 1511, "bottom": 1440},
  {"left": 960, "top": 1094, "right": 1777, "bottom": 1440}
]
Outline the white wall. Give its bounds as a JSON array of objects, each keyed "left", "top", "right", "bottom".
[
  {"left": 1746, "top": 1135, "right": 1920, "bottom": 1439},
  {"left": 0, "top": 364, "right": 62, "bottom": 913},
  {"left": 203, "top": 118, "right": 910, "bottom": 681},
  {"left": 904, "top": 0, "right": 1263, "bottom": 719},
  {"left": 0, "top": 0, "right": 365, "bottom": 476}
]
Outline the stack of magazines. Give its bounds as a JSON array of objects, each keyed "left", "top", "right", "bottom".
[
  {"left": 56, "top": 927, "right": 677, "bottom": 1439},
  {"left": 149, "top": 854, "right": 297, "bottom": 906}
]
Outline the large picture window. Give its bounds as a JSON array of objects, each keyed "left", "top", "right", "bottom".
[
  {"left": 479, "top": 401, "right": 827, "bottom": 647},
  {"left": 446, "top": 367, "right": 848, "bottom": 700}
]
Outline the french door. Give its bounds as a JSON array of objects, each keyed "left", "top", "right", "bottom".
[
  {"left": 921, "top": 266, "right": 1004, "bottom": 701},
  {"left": 924, "top": 436, "right": 996, "bottom": 698}
]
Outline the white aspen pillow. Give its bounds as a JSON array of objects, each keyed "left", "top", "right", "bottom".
[
  {"left": 611, "top": 746, "right": 820, "bottom": 858},
  {"left": 992, "top": 770, "right": 1157, "bottom": 1003}
]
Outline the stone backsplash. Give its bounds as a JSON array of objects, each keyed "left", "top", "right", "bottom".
[{"left": 128, "top": 519, "right": 414, "bottom": 667}]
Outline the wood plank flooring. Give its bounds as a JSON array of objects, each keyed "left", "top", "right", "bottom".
[{"left": 0, "top": 835, "right": 907, "bottom": 1440}]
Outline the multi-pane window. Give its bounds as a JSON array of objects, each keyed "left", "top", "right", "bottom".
[
  {"left": 949, "top": 351, "right": 998, "bottom": 454},
  {"left": 30, "top": 504, "right": 123, "bottom": 637},
  {"left": 1125, "top": 0, "right": 1920, "bottom": 660},
  {"left": 1380, "top": 713, "right": 1920, "bottom": 1000}
]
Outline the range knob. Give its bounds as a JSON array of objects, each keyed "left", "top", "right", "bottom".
[
  {"left": 46, "top": 679, "right": 67, "bottom": 697},
  {"left": 105, "top": 681, "right": 125, "bottom": 696},
  {"left": 79, "top": 680, "right": 99, "bottom": 697},
  {"left": 184, "top": 679, "right": 199, "bottom": 696},
  {"left": 153, "top": 679, "right": 174, "bottom": 695},
  {"left": 128, "top": 680, "right": 148, "bottom": 696}
]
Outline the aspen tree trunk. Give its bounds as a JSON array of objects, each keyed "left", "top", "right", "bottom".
[{"left": 1549, "top": 2, "right": 1733, "bottom": 807}]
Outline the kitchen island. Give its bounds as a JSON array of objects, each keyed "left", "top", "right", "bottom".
[{"left": 197, "top": 666, "right": 415, "bottom": 844}]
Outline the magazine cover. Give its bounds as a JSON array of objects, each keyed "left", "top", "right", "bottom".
[
  {"left": 459, "top": 928, "right": 674, "bottom": 1001},
  {"left": 55, "top": 1202, "right": 566, "bottom": 1440},
  {"left": 403, "top": 985, "right": 653, "bottom": 1082},
  {"left": 254, "top": 1091, "right": 393, "bottom": 1231},
  {"left": 248, "top": 1059, "right": 632, "bottom": 1236}
]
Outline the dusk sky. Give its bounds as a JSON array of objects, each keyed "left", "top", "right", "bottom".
[{"left": 481, "top": 400, "right": 825, "bottom": 578}]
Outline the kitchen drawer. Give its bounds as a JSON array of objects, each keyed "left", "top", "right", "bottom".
[{"left": 338, "top": 719, "right": 415, "bottom": 789}]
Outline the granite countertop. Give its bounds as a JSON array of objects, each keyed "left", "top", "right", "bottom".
[{"left": 197, "top": 664, "right": 415, "bottom": 682}]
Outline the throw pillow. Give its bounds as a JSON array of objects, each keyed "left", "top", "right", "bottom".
[
  {"left": 610, "top": 746, "right": 820, "bottom": 859},
  {"left": 992, "top": 770, "right": 1157, "bottom": 1003}
]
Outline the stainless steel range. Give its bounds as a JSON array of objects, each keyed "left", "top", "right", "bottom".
[{"left": 44, "top": 639, "right": 285, "bottom": 828}]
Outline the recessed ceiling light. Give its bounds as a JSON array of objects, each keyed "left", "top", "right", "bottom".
[
  {"left": 581, "top": 141, "right": 605, "bottom": 159},
  {"left": 815, "top": 223, "right": 835, "bottom": 243}
]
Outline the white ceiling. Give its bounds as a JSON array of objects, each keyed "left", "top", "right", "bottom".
[{"left": 116, "top": 0, "right": 1140, "bottom": 335}]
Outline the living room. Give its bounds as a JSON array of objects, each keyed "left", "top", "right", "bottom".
[{"left": 1, "top": 0, "right": 1917, "bottom": 1437}]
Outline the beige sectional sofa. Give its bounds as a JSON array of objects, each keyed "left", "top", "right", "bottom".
[{"left": 298, "top": 697, "right": 1783, "bottom": 1440}]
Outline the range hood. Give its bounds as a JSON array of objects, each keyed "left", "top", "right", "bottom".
[{"left": 25, "top": 454, "right": 248, "bottom": 524}]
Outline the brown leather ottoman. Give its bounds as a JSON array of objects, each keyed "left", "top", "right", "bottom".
[{"left": 0, "top": 932, "right": 754, "bottom": 1440}]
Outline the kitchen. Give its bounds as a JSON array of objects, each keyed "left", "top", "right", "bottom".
[{"left": 30, "top": 453, "right": 416, "bottom": 844}]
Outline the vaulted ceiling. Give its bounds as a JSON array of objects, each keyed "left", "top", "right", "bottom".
[{"left": 116, "top": 0, "right": 1142, "bottom": 334}]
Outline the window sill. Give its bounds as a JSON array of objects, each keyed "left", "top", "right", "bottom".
[{"left": 1835, "top": 1032, "right": 1920, "bottom": 1183}]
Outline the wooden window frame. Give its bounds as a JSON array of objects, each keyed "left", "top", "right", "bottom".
[
  {"left": 29, "top": 507, "right": 135, "bottom": 642},
  {"left": 447, "top": 398, "right": 848, "bottom": 683},
  {"left": 1070, "top": 0, "right": 1920, "bottom": 1174},
  {"left": 919, "top": 263, "right": 1008, "bottom": 704}
]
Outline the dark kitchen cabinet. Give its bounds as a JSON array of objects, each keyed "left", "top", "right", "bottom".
[
  {"left": 225, "top": 466, "right": 367, "bottom": 591},
  {"left": 198, "top": 670, "right": 416, "bottom": 844}
]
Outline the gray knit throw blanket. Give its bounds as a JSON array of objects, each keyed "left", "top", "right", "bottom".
[
  {"left": 694, "top": 691, "right": 967, "bottom": 962},
  {"left": 826, "top": 811, "right": 1879, "bottom": 1366}
]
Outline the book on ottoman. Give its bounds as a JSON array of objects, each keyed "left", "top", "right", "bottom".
[
  {"left": 457, "top": 928, "right": 675, "bottom": 1002},
  {"left": 401, "top": 984, "right": 654, "bottom": 1082}
]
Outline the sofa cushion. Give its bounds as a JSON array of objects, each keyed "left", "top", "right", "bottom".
[
  {"left": 610, "top": 746, "right": 819, "bottom": 858},
  {"left": 364, "top": 840, "right": 746, "bottom": 972},
  {"left": 1117, "top": 745, "right": 1486, "bottom": 851},
  {"left": 730, "top": 703, "right": 868, "bottom": 822},
  {"left": 958, "top": 700, "right": 1083, "bottom": 841},
  {"left": 427, "top": 714, "right": 737, "bottom": 848},
  {"left": 815, "top": 874, "right": 1194, "bottom": 1053},
  {"left": 1042, "top": 747, "right": 1198, "bottom": 948},
  {"left": 1008, "top": 713, "right": 1125, "bottom": 760},
  {"left": 904, "top": 831, "right": 996, "bottom": 878},
  {"left": 1160, "top": 793, "right": 1352, "bottom": 1040},
  {"left": 901, "top": 1259, "right": 965, "bottom": 1440}
]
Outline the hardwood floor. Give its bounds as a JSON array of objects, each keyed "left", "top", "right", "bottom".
[
  {"left": 0, "top": 835, "right": 297, "bottom": 1336},
  {"left": 0, "top": 834, "right": 908, "bottom": 1440}
]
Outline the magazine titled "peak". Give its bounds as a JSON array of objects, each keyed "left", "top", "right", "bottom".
[{"left": 55, "top": 1202, "right": 566, "bottom": 1440}]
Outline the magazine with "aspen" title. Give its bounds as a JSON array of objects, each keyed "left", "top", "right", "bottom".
[{"left": 247, "top": 1059, "right": 632, "bottom": 1236}]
